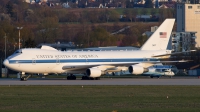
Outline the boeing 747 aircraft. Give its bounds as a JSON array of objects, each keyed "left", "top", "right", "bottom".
[{"left": 4, "top": 18, "right": 182, "bottom": 81}]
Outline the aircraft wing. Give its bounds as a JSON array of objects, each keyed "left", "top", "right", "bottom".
[
  {"left": 62, "top": 65, "right": 96, "bottom": 71},
  {"left": 62, "top": 59, "right": 187, "bottom": 72},
  {"left": 147, "top": 60, "right": 190, "bottom": 63},
  {"left": 62, "top": 62, "right": 139, "bottom": 71}
]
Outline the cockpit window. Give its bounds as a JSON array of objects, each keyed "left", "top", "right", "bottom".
[
  {"left": 14, "top": 50, "right": 22, "bottom": 54},
  {"left": 7, "top": 50, "right": 22, "bottom": 59}
]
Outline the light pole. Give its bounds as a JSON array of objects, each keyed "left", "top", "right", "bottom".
[
  {"left": 17, "top": 27, "right": 23, "bottom": 49},
  {"left": 4, "top": 33, "right": 6, "bottom": 59},
  {"left": 4, "top": 33, "right": 8, "bottom": 78}
]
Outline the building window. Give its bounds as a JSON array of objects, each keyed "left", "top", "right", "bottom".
[
  {"left": 172, "top": 41, "right": 177, "bottom": 43},
  {"left": 188, "top": 6, "right": 192, "bottom": 9}
]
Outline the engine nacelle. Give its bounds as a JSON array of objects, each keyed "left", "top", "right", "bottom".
[
  {"left": 128, "top": 65, "right": 148, "bottom": 75},
  {"left": 86, "top": 68, "right": 102, "bottom": 78}
]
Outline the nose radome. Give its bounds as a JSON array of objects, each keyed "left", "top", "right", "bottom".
[{"left": 3, "top": 59, "right": 9, "bottom": 67}]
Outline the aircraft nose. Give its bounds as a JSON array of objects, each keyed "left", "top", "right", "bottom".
[{"left": 3, "top": 59, "right": 9, "bottom": 67}]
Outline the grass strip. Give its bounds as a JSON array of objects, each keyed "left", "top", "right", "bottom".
[{"left": 0, "top": 85, "right": 199, "bottom": 112}]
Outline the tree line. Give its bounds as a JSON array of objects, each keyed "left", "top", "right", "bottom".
[{"left": 0, "top": 0, "right": 174, "bottom": 59}]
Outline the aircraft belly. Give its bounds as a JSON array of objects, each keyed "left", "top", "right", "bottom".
[
  {"left": 6, "top": 64, "right": 21, "bottom": 72},
  {"left": 18, "top": 63, "right": 56, "bottom": 73}
]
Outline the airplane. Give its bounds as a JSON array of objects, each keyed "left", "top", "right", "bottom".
[
  {"left": 142, "top": 64, "right": 179, "bottom": 78},
  {"left": 108, "top": 64, "right": 178, "bottom": 78},
  {"left": 4, "top": 18, "right": 183, "bottom": 81}
]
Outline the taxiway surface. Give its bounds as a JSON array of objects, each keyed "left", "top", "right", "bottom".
[{"left": 0, "top": 77, "right": 200, "bottom": 85}]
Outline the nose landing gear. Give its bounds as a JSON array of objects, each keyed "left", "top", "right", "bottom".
[{"left": 19, "top": 72, "right": 31, "bottom": 81}]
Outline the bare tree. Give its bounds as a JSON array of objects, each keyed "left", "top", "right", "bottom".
[
  {"left": 159, "top": 9, "right": 168, "bottom": 22},
  {"left": 0, "top": 0, "right": 9, "bottom": 13},
  {"left": 124, "top": 9, "right": 133, "bottom": 22},
  {"left": 36, "top": 17, "right": 59, "bottom": 43}
]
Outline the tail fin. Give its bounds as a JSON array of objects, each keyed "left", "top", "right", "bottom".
[{"left": 140, "top": 18, "right": 175, "bottom": 51}]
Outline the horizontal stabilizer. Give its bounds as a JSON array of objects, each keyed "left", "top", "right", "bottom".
[{"left": 152, "top": 50, "right": 196, "bottom": 57}]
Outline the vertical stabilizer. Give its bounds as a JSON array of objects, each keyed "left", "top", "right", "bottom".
[{"left": 140, "top": 19, "right": 175, "bottom": 50}]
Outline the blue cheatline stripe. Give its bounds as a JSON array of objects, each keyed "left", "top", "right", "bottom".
[{"left": 9, "top": 58, "right": 159, "bottom": 64}]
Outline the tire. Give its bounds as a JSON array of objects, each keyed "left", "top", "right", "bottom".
[
  {"left": 82, "top": 76, "right": 86, "bottom": 80},
  {"left": 90, "top": 77, "right": 94, "bottom": 80},
  {"left": 72, "top": 75, "right": 76, "bottom": 80},
  {"left": 95, "top": 77, "right": 100, "bottom": 80},
  {"left": 67, "top": 76, "right": 71, "bottom": 80},
  {"left": 20, "top": 77, "right": 26, "bottom": 81}
]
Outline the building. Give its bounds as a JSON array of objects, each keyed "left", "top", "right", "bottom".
[
  {"left": 177, "top": 3, "right": 200, "bottom": 47},
  {"left": 24, "top": 0, "right": 36, "bottom": 4},
  {"left": 171, "top": 32, "right": 196, "bottom": 52}
]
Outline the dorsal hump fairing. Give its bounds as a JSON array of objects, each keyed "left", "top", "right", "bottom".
[
  {"left": 140, "top": 18, "right": 175, "bottom": 51},
  {"left": 41, "top": 45, "right": 57, "bottom": 51}
]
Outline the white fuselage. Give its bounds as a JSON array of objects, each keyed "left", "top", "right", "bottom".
[{"left": 4, "top": 48, "right": 168, "bottom": 74}]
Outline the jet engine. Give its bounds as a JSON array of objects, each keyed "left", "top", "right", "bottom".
[
  {"left": 128, "top": 65, "right": 148, "bottom": 75},
  {"left": 86, "top": 68, "right": 102, "bottom": 77}
]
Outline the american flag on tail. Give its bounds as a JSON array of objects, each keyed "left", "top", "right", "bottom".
[{"left": 160, "top": 32, "right": 167, "bottom": 38}]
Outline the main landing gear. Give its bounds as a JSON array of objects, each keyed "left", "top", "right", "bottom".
[
  {"left": 67, "top": 74, "right": 100, "bottom": 80},
  {"left": 67, "top": 74, "right": 76, "bottom": 80},
  {"left": 81, "top": 76, "right": 100, "bottom": 80},
  {"left": 150, "top": 75, "right": 160, "bottom": 79}
]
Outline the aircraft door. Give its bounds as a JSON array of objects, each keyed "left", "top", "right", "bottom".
[
  {"left": 32, "top": 58, "right": 36, "bottom": 65},
  {"left": 56, "top": 58, "right": 60, "bottom": 65},
  {"left": 86, "top": 59, "right": 89, "bottom": 64},
  {"left": 17, "top": 60, "right": 20, "bottom": 67},
  {"left": 143, "top": 57, "right": 147, "bottom": 62}
]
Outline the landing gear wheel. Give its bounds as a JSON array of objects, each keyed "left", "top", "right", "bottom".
[
  {"left": 82, "top": 76, "right": 100, "bottom": 80},
  {"left": 72, "top": 75, "right": 76, "bottom": 80},
  {"left": 90, "top": 77, "right": 94, "bottom": 80},
  {"left": 81, "top": 76, "right": 85, "bottom": 80},
  {"left": 20, "top": 77, "right": 27, "bottom": 81},
  {"left": 150, "top": 76, "right": 154, "bottom": 78},
  {"left": 95, "top": 77, "right": 100, "bottom": 80},
  {"left": 82, "top": 76, "right": 89, "bottom": 80},
  {"left": 82, "top": 76, "right": 92, "bottom": 80},
  {"left": 112, "top": 72, "right": 115, "bottom": 76},
  {"left": 20, "top": 73, "right": 29, "bottom": 81},
  {"left": 67, "top": 74, "right": 76, "bottom": 80}
]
